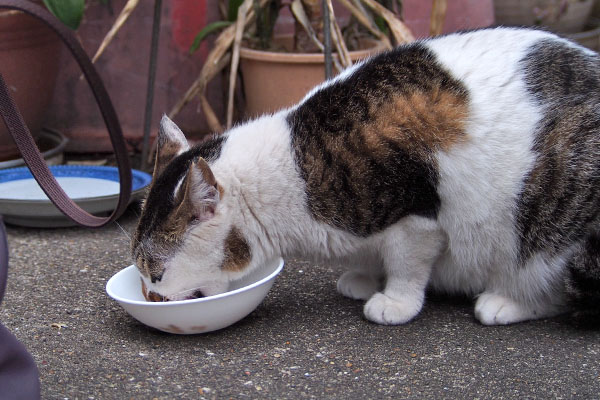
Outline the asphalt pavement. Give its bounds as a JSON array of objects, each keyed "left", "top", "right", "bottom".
[{"left": 1, "top": 207, "right": 599, "bottom": 399}]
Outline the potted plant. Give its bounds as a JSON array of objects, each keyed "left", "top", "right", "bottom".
[
  {"left": 493, "top": 0, "right": 595, "bottom": 33},
  {"left": 0, "top": 0, "right": 97, "bottom": 163},
  {"left": 236, "top": 0, "right": 396, "bottom": 118},
  {"left": 169, "top": 0, "right": 415, "bottom": 132},
  {"left": 0, "top": 0, "right": 67, "bottom": 162},
  {"left": 0, "top": 0, "right": 143, "bottom": 163}
]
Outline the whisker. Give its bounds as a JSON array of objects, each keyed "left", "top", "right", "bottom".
[
  {"left": 114, "top": 221, "right": 132, "bottom": 241},
  {"left": 130, "top": 207, "right": 141, "bottom": 218}
]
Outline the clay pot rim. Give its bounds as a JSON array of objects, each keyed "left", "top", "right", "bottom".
[
  {"left": 0, "top": 128, "right": 67, "bottom": 169},
  {"left": 240, "top": 35, "right": 387, "bottom": 63}
]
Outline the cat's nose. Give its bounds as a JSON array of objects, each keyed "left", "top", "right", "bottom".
[{"left": 185, "top": 290, "right": 204, "bottom": 300}]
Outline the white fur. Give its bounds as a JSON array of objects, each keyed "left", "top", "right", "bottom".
[
  {"left": 146, "top": 28, "right": 576, "bottom": 325},
  {"left": 424, "top": 29, "right": 570, "bottom": 323}
]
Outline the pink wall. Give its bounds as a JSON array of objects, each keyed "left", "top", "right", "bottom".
[
  {"left": 47, "top": 0, "right": 220, "bottom": 152},
  {"left": 47, "top": 0, "right": 494, "bottom": 153},
  {"left": 404, "top": 0, "right": 495, "bottom": 38}
]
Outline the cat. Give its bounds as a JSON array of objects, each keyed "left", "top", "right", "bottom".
[{"left": 131, "top": 27, "right": 600, "bottom": 326}]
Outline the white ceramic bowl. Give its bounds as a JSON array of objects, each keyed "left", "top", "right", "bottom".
[{"left": 106, "top": 258, "right": 284, "bottom": 334}]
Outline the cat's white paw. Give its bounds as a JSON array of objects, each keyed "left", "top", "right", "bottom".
[
  {"left": 363, "top": 292, "right": 422, "bottom": 325},
  {"left": 475, "top": 292, "right": 539, "bottom": 325},
  {"left": 337, "top": 271, "right": 379, "bottom": 300}
]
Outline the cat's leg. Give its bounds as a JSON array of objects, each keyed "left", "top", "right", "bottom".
[
  {"left": 474, "top": 292, "right": 554, "bottom": 325},
  {"left": 336, "top": 252, "right": 383, "bottom": 300},
  {"left": 363, "top": 216, "right": 446, "bottom": 325},
  {"left": 474, "top": 291, "right": 566, "bottom": 325},
  {"left": 474, "top": 252, "right": 568, "bottom": 325},
  {"left": 337, "top": 270, "right": 380, "bottom": 300}
]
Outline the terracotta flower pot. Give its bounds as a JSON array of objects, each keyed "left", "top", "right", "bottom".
[
  {"left": 0, "top": 9, "right": 61, "bottom": 161},
  {"left": 493, "top": 0, "right": 595, "bottom": 33},
  {"left": 239, "top": 36, "right": 386, "bottom": 117}
]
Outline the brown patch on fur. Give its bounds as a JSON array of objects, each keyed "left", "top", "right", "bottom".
[
  {"left": 287, "top": 43, "right": 470, "bottom": 235},
  {"left": 363, "top": 89, "right": 468, "bottom": 158},
  {"left": 222, "top": 228, "right": 251, "bottom": 272}
]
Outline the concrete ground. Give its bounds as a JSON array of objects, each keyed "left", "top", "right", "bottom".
[{"left": 1, "top": 207, "right": 599, "bottom": 399}]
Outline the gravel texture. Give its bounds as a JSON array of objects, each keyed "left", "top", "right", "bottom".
[{"left": 1, "top": 209, "right": 599, "bottom": 399}]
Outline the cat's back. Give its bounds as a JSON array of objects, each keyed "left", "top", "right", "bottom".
[
  {"left": 425, "top": 28, "right": 566, "bottom": 91},
  {"left": 286, "top": 27, "right": 600, "bottom": 242},
  {"left": 424, "top": 27, "right": 600, "bottom": 114}
]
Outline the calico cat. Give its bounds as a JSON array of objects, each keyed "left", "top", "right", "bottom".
[{"left": 132, "top": 27, "right": 600, "bottom": 326}]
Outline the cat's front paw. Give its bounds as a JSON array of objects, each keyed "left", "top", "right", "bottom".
[
  {"left": 474, "top": 292, "right": 538, "bottom": 325},
  {"left": 337, "top": 270, "right": 379, "bottom": 300},
  {"left": 363, "top": 292, "right": 422, "bottom": 325}
]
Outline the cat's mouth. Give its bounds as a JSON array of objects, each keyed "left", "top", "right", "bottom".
[{"left": 140, "top": 279, "right": 204, "bottom": 302}]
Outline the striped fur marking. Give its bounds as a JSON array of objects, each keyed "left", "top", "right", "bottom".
[
  {"left": 517, "top": 39, "right": 600, "bottom": 260},
  {"left": 288, "top": 43, "right": 469, "bottom": 236}
]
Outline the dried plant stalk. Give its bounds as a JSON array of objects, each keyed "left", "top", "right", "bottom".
[
  {"left": 200, "top": 94, "right": 223, "bottom": 133},
  {"left": 295, "top": 0, "right": 323, "bottom": 52},
  {"left": 360, "top": 0, "right": 414, "bottom": 44},
  {"left": 291, "top": 0, "right": 324, "bottom": 51},
  {"left": 91, "top": 0, "right": 140, "bottom": 63},
  {"left": 429, "top": 0, "right": 447, "bottom": 36},
  {"left": 337, "top": 0, "right": 392, "bottom": 49},
  {"left": 169, "top": 52, "right": 231, "bottom": 119},
  {"left": 227, "top": 0, "right": 251, "bottom": 128},
  {"left": 218, "top": 0, "right": 228, "bottom": 20},
  {"left": 291, "top": 0, "right": 343, "bottom": 72},
  {"left": 169, "top": 0, "right": 268, "bottom": 118},
  {"left": 327, "top": 0, "right": 351, "bottom": 68}
]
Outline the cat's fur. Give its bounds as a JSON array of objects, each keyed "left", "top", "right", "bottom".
[{"left": 132, "top": 27, "right": 600, "bottom": 325}]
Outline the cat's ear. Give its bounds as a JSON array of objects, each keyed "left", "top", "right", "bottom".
[
  {"left": 183, "top": 157, "right": 220, "bottom": 223},
  {"left": 153, "top": 115, "right": 190, "bottom": 178}
]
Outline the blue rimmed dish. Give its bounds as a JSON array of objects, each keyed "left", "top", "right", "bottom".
[{"left": 0, "top": 165, "right": 151, "bottom": 227}]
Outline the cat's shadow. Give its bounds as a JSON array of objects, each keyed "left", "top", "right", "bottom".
[{"left": 109, "top": 274, "right": 592, "bottom": 343}]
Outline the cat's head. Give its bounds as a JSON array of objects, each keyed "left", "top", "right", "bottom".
[{"left": 131, "top": 116, "right": 252, "bottom": 301}]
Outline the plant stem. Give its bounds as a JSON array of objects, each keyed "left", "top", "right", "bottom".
[
  {"left": 322, "top": 0, "right": 332, "bottom": 79},
  {"left": 140, "top": 0, "right": 162, "bottom": 169}
]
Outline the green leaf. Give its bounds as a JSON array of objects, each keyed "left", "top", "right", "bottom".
[
  {"left": 189, "top": 21, "right": 233, "bottom": 54},
  {"left": 227, "top": 0, "right": 245, "bottom": 22},
  {"left": 254, "top": 0, "right": 280, "bottom": 49},
  {"left": 374, "top": 15, "right": 388, "bottom": 34},
  {"left": 43, "top": 0, "right": 85, "bottom": 30}
]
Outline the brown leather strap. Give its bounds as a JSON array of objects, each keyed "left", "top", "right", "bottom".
[{"left": 0, "top": 0, "right": 131, "bottom": 228}]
